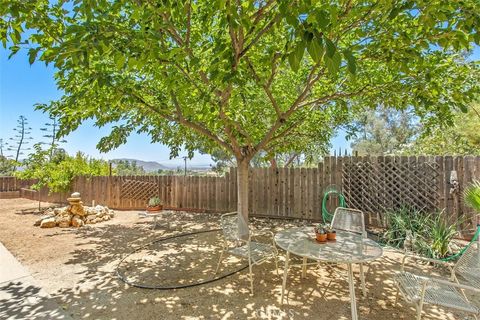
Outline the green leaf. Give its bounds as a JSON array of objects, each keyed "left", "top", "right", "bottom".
[
  {"left": 8, "top": 45, "right": 20, "bottom": 59},
  {"left": 289, "top": 42, "right": 305, "bottom": 72},
  {"left": 325, "top": 51, "right": 341, "bottom": 76},
  {"left": 307, "top": 39, "right": 323, "bottom": 62},
  {"left": 315, "top": 10, "right": 330, "bottom": 29},
  {"left": 343, "top": 50, "right": 356, "bottom": 74},
  {"left": 114, "top": 54, "right": 126, "bottom": 69},
  {"left": 303, "top": 31, "right": 314, "bottom": 43},
  {"left": 325, "top": 38, "right": 336, "bottom": 58},
  {"left": 28, "top": 48, "right": 40, "bottom": 65},
  {"left": 288, "top": 51, "right": 300, "bottom": 72},
  {"left": 295, "top": 42, "right": 305, "bottom": 62},
  {"left": 285, "top": 14, "right": 298, "bottom": 27},
  {"left": 128, "top": 57, "right": 137, "bottom": 69},
  {"left": 388, "top": 7, "right": 402, "bottom": 20}
]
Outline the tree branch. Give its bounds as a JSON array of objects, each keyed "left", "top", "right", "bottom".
[
  {"left": 128, "top": 88, "right": 232, "bottom": 153},
  {"left": 245, "top": 56, "right": 281, "bottom": 116},
  {"left": 252, "top": 64, "right": 329, "bottom": 154},
  {"left": 185, "top": 0, "right": 191, "bottom": 48},
  {"left": 285, "top": 153, "right": 298, "bottom": 167},
  {"left": 250, "top": 0, "right": 276, "bottom": 26},
  {"left": 297, "top": 86, "right": 368, "bottom": 108},
  {"left": 239, "top": 13, "right": 281, "bottom": 59}
]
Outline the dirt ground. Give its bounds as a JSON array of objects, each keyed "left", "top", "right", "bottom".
[{"left": 0, "top": 198, "right": 476, "bottom": 320}]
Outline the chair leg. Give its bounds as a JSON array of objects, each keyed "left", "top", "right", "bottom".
[
  {"left": 359, "top": 263, "right": 366, "bottom": 296},
  {"left": 249, "top": 258, "right": 254, "bottom": 295},
  {"left": 394, "top": 286, "right": 400, "bottom": 305},
  {"left": 415, "top": 302, "right": 423, "bottom": 320},
  {"left": 275, "top": 254, "right": 279, "bottom": 276},
  {"left": 416, "top": 282, "right": 427, "bottom": 320},
  {"left": 281, "top": 251, "right": 290, "bottom": 304},
  {"left": 214, "top": 245, "right": 226, "bottom": 275},
  {"left": 302, "top": 257, "right": 307, "bottom": 278}
]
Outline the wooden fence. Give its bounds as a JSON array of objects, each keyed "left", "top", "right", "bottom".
[{"left": 1, "top": 155, "right": 479, "bottom": 227}]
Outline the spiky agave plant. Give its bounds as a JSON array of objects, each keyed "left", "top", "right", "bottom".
[{"left": 464, "top": 180, "right": 480, "bottom": 213}]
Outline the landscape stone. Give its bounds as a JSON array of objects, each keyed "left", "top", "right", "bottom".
[
  {"left": 56, "top": 215, "right": 72, "bottom": 228},
  {"left": 40, "top": 217, "right": 56, "bottom": 228},
  {"left": 71, "top": 215, "right": 84, "bottom": 228},
  {"left": 70, "top": 203, "right": 86, "bottom": 216},
  {"left": 34, "top": 196, "right": 114, "bottom": 229},
  {"left": 34, "top": 215, "right": 55, "bottom": 226}
]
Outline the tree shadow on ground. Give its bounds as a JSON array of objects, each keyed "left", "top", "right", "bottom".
[
  {"left": 0, "top": 280, "right": 70, "bottom": 320},
  {"left": 49, "top": 212, "right": 471, "bottom": 320}
]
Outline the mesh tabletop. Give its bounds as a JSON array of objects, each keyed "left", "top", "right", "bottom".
[{"left": 275, "top": 227, "right": 383, "bottom": 264}]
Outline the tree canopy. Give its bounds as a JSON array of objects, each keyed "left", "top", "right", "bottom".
[
  {"left": 347, "top": 102, "right": 480, "bottom": 156},
  {"left": 2, "top": 1, "right": 479, "bottom": 160},
  {"left": 16, "top": 144, "right": 110, "bottom": 193},
  {"left": 407, "top": 103, "right": 480, "bottom": 155},
  {"left": 348, "top": 106, "right": 419, "bottom": 155},
  {"left": 2, "top": 0, "right": 479, "bottom": 234}
]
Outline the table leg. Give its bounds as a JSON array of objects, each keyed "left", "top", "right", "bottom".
[
  {"left": 153, "top": 215, "right": 157, "bottom": 230},
  {"left": 347, "top": 263, "right": 358, "bottom": 320},
  {"left": 281, "top": 251, "right": 290, "bottom": 304},
  {"left": 302, "top": 257, "right": 307, "bottom": 278}
]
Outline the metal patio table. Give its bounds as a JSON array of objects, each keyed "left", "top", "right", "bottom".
[{"left": 275, "top": 227, "right": 383, "bottom": 320}]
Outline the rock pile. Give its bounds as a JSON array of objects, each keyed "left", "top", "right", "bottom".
[{"left": 34, "top": 193, "right": 115, "bottom": 228}]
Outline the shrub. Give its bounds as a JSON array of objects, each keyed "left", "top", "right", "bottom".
[
  {"left": 464, "top": 180, "right": 480, "bottom": 213},
  {"left": 382, "top": 207, "right": 430, "bottom": 248},
  {"left": 16, "top": 144, "right": 110, "bottom": 193},
  {"left": 383, "top": 207, "right": 461, "bottom": 259},
  {"left": 148, "top": 196, "right": 162, "bottom": 207}
]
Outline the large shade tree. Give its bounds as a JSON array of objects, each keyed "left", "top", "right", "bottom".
[
  {"left": 2, "top": 0, "right": 479, "bottom": 237},
  {"left": 348, "top": 106, "right": 419, "bottom": 155}
]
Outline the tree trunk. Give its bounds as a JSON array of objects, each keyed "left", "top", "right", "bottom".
[
  {"left": 269, "top": 158, "right": 277, "bottom": 168},
  {"left": 236, "top": 158, "right": 250, "bottom": 240}
]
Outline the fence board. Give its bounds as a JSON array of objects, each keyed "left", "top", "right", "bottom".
[{"left": 3, "top": 155, "right": 479, "bottom": 227}]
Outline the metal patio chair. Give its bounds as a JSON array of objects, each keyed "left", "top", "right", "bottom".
[
  {"left": 394, "top": 239, "right": 480, "bottom": 320},
  {"left": 299, "top": 207, "right": 368, "bottom": 295},
  {"left": 214, "top": 212, "right": 279, "bottom": 294},
  {"left": 331, "top": 207, "right": 368, "bottom": 296}
]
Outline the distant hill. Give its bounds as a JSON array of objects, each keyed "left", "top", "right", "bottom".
[
  {"left": 111, "top": 158, "right": 169, "bottom": 172},
  {"left": 111, "top": 158, "right": 212, "bottom": 171}
]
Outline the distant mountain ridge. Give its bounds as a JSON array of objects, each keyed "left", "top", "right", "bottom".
[
  {"left": 111, "top": 158, "right": 211, "bottom": 171},
  {"left": 111, "top": 158, "right": 169, "bottom": 172}
]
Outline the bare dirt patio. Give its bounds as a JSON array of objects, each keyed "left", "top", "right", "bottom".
[{"left": 0, "top": 198, "right": 475, "bottom": 320}]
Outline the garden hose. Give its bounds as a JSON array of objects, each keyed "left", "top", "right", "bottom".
[
  {"left": 116, "top": 229, "right": 248, "bottom": 290},
  {"left": 439, "top": 225, "right": 480, "bottom": 262},
  {"left": 322, "top": 188, "right": 347, "bottom": 223}
]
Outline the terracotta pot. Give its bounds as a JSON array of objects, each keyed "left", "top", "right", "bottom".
[
  {"left": 327, "top": 232, "right": 336, "bottom": 241},
  {"left": 316, "top": 233, "right": 327, "bottom": 242},
  {"left": 146, "top": 205, "right": 162, "bottom": 212}
]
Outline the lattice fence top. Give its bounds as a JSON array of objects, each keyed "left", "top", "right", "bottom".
[
  {"left": 121, "top": 179, "right": 158, "bottom": 200},
  {"left": 342, "top": 158, "right": 440, "bottom": 224}
]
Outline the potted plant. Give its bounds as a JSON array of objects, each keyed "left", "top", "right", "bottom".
[
  {"left": 314, "top": 224, "right": 328, "bottom": 242},
  {"left": 325, "top": 225, "right": 337, "bottom": 241},
  {"left": 146, "top": 196, "right": 163, "bottom": 212}
]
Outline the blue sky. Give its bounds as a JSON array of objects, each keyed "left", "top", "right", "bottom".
[
  {"left": 0, "top": 48, "right": 350, "bottom": 165},
  {"left": 0, "top": 48, "right": 219, "bottom": 166}
]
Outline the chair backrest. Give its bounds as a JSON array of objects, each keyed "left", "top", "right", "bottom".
[
  {"left": 331, "top": 207, "right": 366, "bottom": 237},
  {"left": 455, "top": 241, "right": 480, "bottom": 287},
  {"left": 220, "top": 212, "right": 241, "bottom": 242}
]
